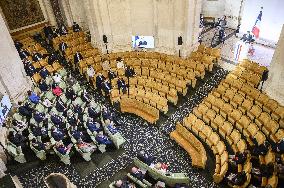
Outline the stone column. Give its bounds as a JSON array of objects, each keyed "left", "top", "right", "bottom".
[
  {"left": 263, "top": 25, "right": 284, "bottom": 105},
  {"left": 0, "top": 13, "right": 32, "bottom": 103}
]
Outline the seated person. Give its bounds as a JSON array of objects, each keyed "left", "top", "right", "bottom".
[
  {"left": 39, "top": 79, "right": 49, "bottom": 92},
  {"left": 81, "top": 89, "right": 91, "bottom": 103},
  {"left": 67, "top": 111, "right": 78, "bottom": 126},
  {"left": 48, "top": 53, "right": 59, "bottom": 65},
  {"left": 95, "top": 131, "right": 113, "bottom": 145},
  {"left": 137, "top": 151, "right": 155, "bottom": 166},
  {"left": 32, "top": 52, "right": 43, "bottom": 62},
  {"left": 87, "top": 66, "right": 95, "bottom": 81},
  {"left": 106, "top": 121, "right": 118, "bottom": 134},
  {"left": 52, "top": 84, "right": 63, "bottom": 97},
  {"left": 151, "top": 162, "right": 169, "bottom": 173},
  {"left": 65, "top": 73, "right": 77, "bottom": 86},
  {"left": 71, "top": 126, "right": 84, "bottom": 140},
  {"left": 155, "top": 181, "right": 165, "bottom": 188},
  {"left": 55, "top": 142, "right": 72, "bottom": 155},
  {"left": 65, "top": 87, "right": 77, "bottom": 101},
  {"left": 87, "top": 118, "right": 102, "bottom": 132},
  {"left": 39, "top": 67, "right": 49, "bottom": 79},
  {"left": 74, "top": 51, "right": 83, "bottom": 64},
  {"left": 42, "top": 97, "right": 53, "bottom": 112},
  {"left": 55, "top": 99, "right": 67, "bottom": 113},
  {"left": 114, "top": 179, "right": 135, "bottom": 188},
  {"left": 229, "top": 151, "right": 248, "bottom": 169},
  {"left": 8, "top": 131, "right": 26, "bottom": 147},
  {"left": 59, "top": 42, "right": 68, "bottom": 53},
  {"left": 76, "top": 139, "right": 96, "bottom": 153},
  {"left": 33, "top": 111, "right": 46, "bottom": 123},
  {"left": 259, "top": 163, "right": 274, "bottom": 178},
  {"left": 277, "top": 138, "right": 284, "bottom": 154},
  {"left": 11, "top": 120, "right": 27, "bottom": 132},
  {"left": 125, "top": 66, "right": 135, "bottom": 77},
  {"left": 102, "top": 80, "right": 112, "bottom": 95},
  {"left": 102, "top": 107, "right": 112, "bottom": 121},
  {"left": 253, "top": 140, "right": 270, "bottom": 156},
  {"left": 28, "top": 91, "right": 40, "bottom": 104},
  {"left": 19, "top": 49, "right": 30, "bottom": 60},
  {"left": 53, "top": 73, "right": 62, "bottom": 84},
  {"left": 130, "top": 167, "right": 146, "bottom": 180},
  {"left": 227, "top": 171, "right": 247, "bottom": 186},
  {"left": 87, "top": 105, "right": 100, "bottom": 119},
  {"left": 18, "top": 102, "right": 34, "bottom": 119},
  {"left": 24, "top": 61, "right": 36, "bottom": 76},
  {"left": 14, "top": 40, "right": 23, "bottom": 52},
  {"left": 31, "top": 138, "right": 47, "bottom": 151},
  {"left": 72, "top": 22, "right": 81, "bottom": 32},
  {"left": 50, "top": 112, "right": 64, "bottom": 126},
  {"left": 51, "top": 127, "right": 65, "bottom": 141}
]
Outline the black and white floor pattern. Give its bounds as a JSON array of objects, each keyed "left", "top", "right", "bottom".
[{"left": 14, "top": 67, "right": 228, "bottom": 188}]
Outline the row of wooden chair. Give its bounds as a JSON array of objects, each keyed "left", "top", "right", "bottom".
[
  {"left": 231, "top": 67, "right": 261, "bottom": 87},
  {"left": 52, "top": 31, "right": 85, "bottom": 46},
  {"left": 120, "top": 97, "right": 159, "bottom": 124},
  {"left": 170, "top": 122, "right": 207, "bottom": 169},
  {"left": 111, "top": 87, "right": 168, "bottom": 114},
  {"left": 239, "top": 59, "right": 268, "bottom": 76},
  {"left": 182, "top": 113, "right": 229, "bottom": 183}
]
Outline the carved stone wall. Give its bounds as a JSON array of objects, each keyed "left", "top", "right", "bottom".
[
  {"left": 49, "top": 0, "right": 65, "bottom": 26},
  {"left": 0, "top": 0, "right": 45, "bottom": 30}
]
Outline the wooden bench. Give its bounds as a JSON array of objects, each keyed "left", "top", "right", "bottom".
[
  {"left": 120, "top": 97, "right": 159, "bottom": 124},
  {"left": 170, "top": 122, "right": 207, "bottom": 169}
]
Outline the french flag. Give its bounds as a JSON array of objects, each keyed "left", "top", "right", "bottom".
[{"left": 252, "top": 8, "right": 263, "bottom": 38}]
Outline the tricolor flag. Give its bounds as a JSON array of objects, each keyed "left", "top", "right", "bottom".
[{"left": 252, "top": 8, "right": 263, "bottom": 38}]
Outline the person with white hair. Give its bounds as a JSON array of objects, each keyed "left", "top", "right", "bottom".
[{"left": 52, "top": 73, "right": 62, "bottom": 84}]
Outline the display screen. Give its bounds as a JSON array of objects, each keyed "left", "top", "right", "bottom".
[{"left": 132, "top": 36, "right": 155, "bottom": 48}]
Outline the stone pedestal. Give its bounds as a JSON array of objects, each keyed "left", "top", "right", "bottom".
[
  {"left": 263, "top": 25, "right": 284, "bottom": 105},
  {"left": 0, "top": 13, "right": 32, "bottom": 103}
]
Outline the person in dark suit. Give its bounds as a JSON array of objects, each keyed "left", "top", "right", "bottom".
[
  {"left": 74, "top": 51, "right": 83, "bottom": 64},
  {"left": 88, "top": 106, "right": 100, "bottom": 119},
  {"left": 125, "top": 66, "right": 134, "bottom": 78},
  {"left": 137, "top": 151, "right": 155, "bottom": 166},
  {"left": 130, "top": 167, "right": 145, "bottom": 180},
  {"left": 55, "top": 99, "right": 67, "bottom": 114},
  {"left": 71, "top": 126, "right": 84, "bottom": 140},
  {"left": 65, "top": 88, "right": 77, "bottom": 101},
  {"left": 102, "top": 80, "right": 112, "bottom": 95},
  {"left": 96, "top": 73, "right": 105, "bottom": 91},
  {"left": 48, "top": 53, "right": 59, "bottom": 65},
  {"left": 108, "top": 69, "right": 117, "bottom": 80},
  {"left": 31, "top": 138, "right": 46, "bottom": 151},
  {"left": 95, "top": 131, "right": 112, "bottom": 145},
  {"left": 51, "top": 127, "right": 64, "bottom": 141},
  {"left": 8, "top": 131, "right": 26, "bottom": 148},
  {"left": 117, "top": 78, "right": 126, "bottom": 94},
  {"left": 277, "top": 138, "right": 284, "bottom": 154},
  {"left": 81, "top": 89, "right": 91, "bottom": 103},
  {"left": 32, "top": 52, "right": 43, "bottom": 62},
  {"left": 232, "top": 151, "right": 248, "bottom": 165},
  {"left": 59, "top": 42, "right": 68, "bottom": 54},
  {"left": 18, "top": 102, "right": 34, "bottom": 120},
  {"left": 14, "top": 41, "right": 23, "bottom": 52},
  {"left": 87, "top": 118, "right": 102, "bottom": 132},
  {"left": 59, "top": 24, "right": 68, "bottom": 35},
  {"left": 39, "top": 67, "right": 49, "bottom": 79},
  {"left": 231, "top": 171, "right": 247, "bottom": 186},
  {"left": 72, "top": 22, "right": 81, "bottom": 32},
  {"left": 33, "top": 111, "right": 46, "bottom": 123},
  {"left": 19, "top": 49, "right": 30, "bottom": 60},
  {"left": 24, "top": 63, "right": 36, "bottom": 77},
  {"left": 102, "top": 107, "right": 112, "bottom": 121},
  {"left": 73, "top": 104, "right": 83, "bottom": 115},
  {"left": 43, "top": 24, "right": 54, "bottom": 39},
  {"left": 39, "top": 80, "right": 49, "bottom": 92},
  {"left": 259, "top": 163, "right": 274, "bottom": 178},
  {"left": 50, "top": 112, "right": 64, "bottom": 126},
  {"left": 259, "top": 69, "right": 269, "bottom": 91}
]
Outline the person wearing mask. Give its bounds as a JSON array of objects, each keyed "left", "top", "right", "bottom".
[{"left": 72, "top": 22, "right": 81, "bottom": 32}]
